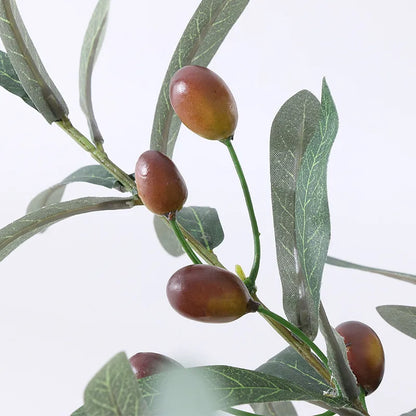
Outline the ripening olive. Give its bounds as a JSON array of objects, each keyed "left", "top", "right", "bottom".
[
  {"left": 135, "top": 150, "right": 188, "bottom": 215},
  {"left": 169, "top": 65, "right": 238, "bottom": 140},
  {"left": 335, "top": 321, "right": 385, "bottom": 395},
  {"left": 166, "top": 264, "right": 259, "bottom": 323},
  {"left": 129, "top": 352, "right": 183, "bottom": 379}
]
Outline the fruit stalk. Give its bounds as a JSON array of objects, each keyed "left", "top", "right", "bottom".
[
  {"left": 168, "top": 215, "right": 202, "bottom": 264},
  {"left": 56, "top": 116, "right": 137, "bottom": 194},
  {"left": 221, "top": 137, "right": 260, "bottom": 292}
]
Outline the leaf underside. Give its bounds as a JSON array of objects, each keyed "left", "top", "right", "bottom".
[
  {"left": 0, "top": 196, "right": 135, "bottom": 262},
  {"left": 153, "top": 206, "right": 224, "bottom": 256},
  {"left": 150, "top": 0, "right": 249, "bottom": 157},
  {"left": 377, "top": 304, "right": 416, "bottom": 339},
  {"left": 294, "top": 79, "right": 339, "bottom": 339},
  {"left": 0, "top": 50, "right": 36, "bottom": 108},
  {"left": 0, "top": 0, "right": 68, "bottom": 122},
  {"left": 269, "top": 89, "right": 321, "bottom": 338},
  {"left": 79, "top": 0, "right": 110, "bottom": 144}
]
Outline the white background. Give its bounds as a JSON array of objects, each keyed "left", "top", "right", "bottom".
[{"left": 1, "top": 1, "right": 415, "bottom": 415}]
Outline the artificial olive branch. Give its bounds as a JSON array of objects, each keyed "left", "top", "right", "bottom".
[
  {"left": 221, "top": 137, "right": 260, "bottom": 293},
  {"left": 56, "top": 116, "right": 137, "bottom": 195}
]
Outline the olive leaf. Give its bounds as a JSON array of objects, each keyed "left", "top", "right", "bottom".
[
  {"left": 71, "top": 407, "right": 88, "bottom": 416},
  {"left": 153, "top": 206, "right": 224, "bottom": 256},
  {"left": 0, "top": 0, "right": 68, "bottom": 122},
  {"left": 269, "top": 89, "right": 321, "bottom": 338},
  {"left": 377, "top": 305, "right": 416, "bottom": 339},
  {"left": 294, "top": 78, "right": 338, "bottom": 339},
  {"left": 251, "top": 401, "right": 298, "bottom": 416},
  {"left": 0, "top": 196, "right": 136, "bottom": 262},
  {"left": 84, "top": 352, "right": 148, "bottom": 416},
  {"left": 326, "top": 256, "right": 416, "bottom": 285},
  {"left": 150, "top": 0, "right": 249, "bottom": 157},
  {"left": 319, "top": 304, "right": 359, "bottom": 402},
  {"left": 79, "top": 0, "right": 110, "bottom": 145},
  {"left": 0, "top": 50, "right": 36, "bottom": 108},
  {"left": 401, "top": 410, "right": 416, "bottom": 416},
  {"left": 26, "top": 165, "right": 124, "bottom": 214}
]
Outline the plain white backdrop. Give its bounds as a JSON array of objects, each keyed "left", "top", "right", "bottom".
[{"left": 1, "top": 1, "right": 416, "bottom": 415}]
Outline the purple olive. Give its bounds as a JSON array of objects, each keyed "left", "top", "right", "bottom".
[{"left": 129, "top": 352, "right": 183, "bottom": 379}]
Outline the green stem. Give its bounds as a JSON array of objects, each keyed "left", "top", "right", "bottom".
[
  {"left": 224, "top": 408, "right": 258, "bottom": 416},
  {"left": 169, "top": 215, "right": 202, "bottom": 264},
  {"left": 221, "top": 137, "right": 260, "bottom": 292},
  {"left": 253, "top": 295, "right": 332, "bottom": 385},
  {"left": 257, "top": 305, "right": 328, "bottom": 366},
  {"left": 56, "top": 116, "right": 137, "bottom": 195}
]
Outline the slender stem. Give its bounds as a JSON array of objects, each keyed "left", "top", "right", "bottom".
[
  {"left": 221, "top": 137, "right": 260, "bottom": 291},
  {"left": 257, "top": 305, "right": 328, "bottom": 366},
  {"left": 224, "top": 408, "right": 258, "bottom": 416},
  {"left": 169, "top": 215, "right": 202, "bottom": 264},
  {"left": 252, "top": 294, "right": 332, "bottom": 386},
  {"left": 56, "top": 116, "right": 137, "bottom": 195}
]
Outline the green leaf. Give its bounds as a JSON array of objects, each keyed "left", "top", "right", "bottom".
[
  {"left": 153, "top": 206, "right": 224, "bottom": 256},
  {"left": 256, "top": 348, "right": 364, "bottom": 416},
  {"left": 318, "top": 305, "right": 359, "bottom": 401},
  {"left": 401, "top": 410, "right": 416, "bottom": 416},
  {"left": 326, "top": 256, "right": 416, "bottom": 285},
  {"left": 0, "top": 50, "right": 36, "bottom": 108},
  {"left": 294, "top": 79, "right": 339, "bottom": 339},
  {"left": 137, "top": 365, "right": 351, "bottom": 413},
  {"left": 84, "top": 352, "right": 148, "bottom": 416},
  {"left": 269, "top": 89, "right": 321, "bottom": 336},
  {"left": 251, "top": 401, "right": 298, "bottom": 416},
  {"left": 71, "top": 407, "right": 88, "bottom": 416},
  {"left": 150, "top": 0, "right": 249, "bottom": 157},
  {"left": 79, "top": 0, "right": 110, "bottom": 145},
  {"left": 0, "top": 0, "right": 68, "bottom": 122},
  {"left": 0, "top": 196, "right": 135, "bottom": 262},
  {"left": 377, "top": 305, "right": 416, "bottom": 339},
  {"left": 26, "top": 165, "right": 123, "bottom": 213}
]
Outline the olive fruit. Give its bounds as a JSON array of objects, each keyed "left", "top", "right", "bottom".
[
  {"left": 166, "top": 264, "right": 259, "bottom": 323},
  {"left": 129, "top": 352, "right": 183, "bottom": 379},
  {"left": 169, "top": 65, "right": 238, "bottom": 140},
  {"left": 135, "top": 150, "right": 188, "bottom": 215},
  {"left": 335, "top": 321, "right": 385, "bottom": 395}
]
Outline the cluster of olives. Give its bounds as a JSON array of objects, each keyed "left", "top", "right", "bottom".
[{"left": 133, "top": 65, "right": 385, "bottom": 395}]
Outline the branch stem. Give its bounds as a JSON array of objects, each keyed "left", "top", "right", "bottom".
[{"left": 56, "top": 116, "right": 137, "bottom": 194}]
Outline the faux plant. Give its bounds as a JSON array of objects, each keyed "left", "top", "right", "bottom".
[{"left": 1, "top": 1, "right": 415, "bottom": 415}]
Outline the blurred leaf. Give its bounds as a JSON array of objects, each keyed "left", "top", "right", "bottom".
[
  {"left": 0, "top": 50, "right": 36, "bottom": 108},
  {"left": 0, "top": 196, "right": 135, "bottom": 262},
  {"left": 137, "top": 365, "right": 351, "bottom": 412},
  {"left": 150, "top": 0, "right": 249, "bottom": 157},
  {"left": 0, "top": 0, "right": 68, "bottom": 122},
  {"left": 377, "top": 305, "right": 416, "bottom": 339},
  {"left": 153, "top": 206, "right": 224, "bottom": 256},
  {"left": 269, "top": 89, "right": 321, "bottom": 337},
  {"left": 294, "top": 79, "right": 338, "bottom": 339},
  {"left": 71, "top": 407, "right": 88, "bottom": 416},
  {"left": 27, "top": 165, "right": 123, "bottom": 213},
  {"left": 251, "top": 401, "right": 298, "bottom": 416},
  {"left": 79, "top": 0, "right": 110, "bottom": 145},
  {"left": 401, "top": 410, "right": 416, "bottom": 416},
  {"left": 327, "top": 256, "right": 416, "bottom": 284},
  {"left": 84, "top": 352, "right": 148, "bottom": 416},
  {"left": 319, "top": 305, "right": 359, "bottom": 401}
]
